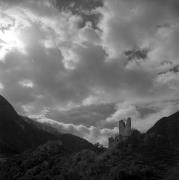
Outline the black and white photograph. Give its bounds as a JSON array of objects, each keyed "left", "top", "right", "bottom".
[{"left": 0, "top": 0, "right": 179, "bottom": 179}]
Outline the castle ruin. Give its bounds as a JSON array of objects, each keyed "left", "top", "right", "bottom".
[{"left": 108, "top": 117, "right": 132, "bottom": 147}]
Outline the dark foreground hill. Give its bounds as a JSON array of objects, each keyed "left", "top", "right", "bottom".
[
  {"left": 0, "top": 130, "right": 176, "bottom": 180},
  {"left": 0, "top": 95, "right": 95, "bottom": 155},
  {"left": 1, "top": 109, "right": 179, "bottom": 179},
  {"left": 147, "top": 110, "right": 179, "bottom": 146}
]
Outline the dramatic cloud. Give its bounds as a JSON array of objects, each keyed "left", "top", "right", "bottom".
[
  {"left": 1, "top": 0, "right": 179, "bottom": 145},
  {"left": 34, "top": 116, "right": 117, "bottom": 146}
]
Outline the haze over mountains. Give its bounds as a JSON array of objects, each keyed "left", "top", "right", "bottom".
[
  {"left": 1, "top": 94, "right": 179, "bottom": 154},
  {"left": 0, "top": 95, "right": 94, "bottom": 155},
  {"left": 0, "top": 94, "right": 179, "bottom": 179},
  {"left": 1, "top": 0, "right": 179, "bottom": 150},
  {"left": 0, "top": 0, "right": 179, "bottom": 179}
]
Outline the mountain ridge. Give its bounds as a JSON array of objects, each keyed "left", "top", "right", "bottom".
[
  {"left": 0, "top": 95, "right": 95, "bottom": 155},
  {"left": 147, "top": 110, "right": 179, "bottom": 146},
  {"left": 0, "top": 95, "right": 179, "bottom": 179}
]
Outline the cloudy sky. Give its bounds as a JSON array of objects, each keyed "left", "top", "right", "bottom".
[{"left": 1, "top": 0, "right": 179, "bottom": 145}]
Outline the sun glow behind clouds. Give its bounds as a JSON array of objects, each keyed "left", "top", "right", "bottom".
[{"left": 0, "top": 24, "right": 26, "bottom": 61}]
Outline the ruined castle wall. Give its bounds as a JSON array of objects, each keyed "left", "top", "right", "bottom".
[
  {"left": 119, "top": 118, "right": 131, "bottom": 137},
  {"left": 119, "top": 120, "right": 125, "bottom": 135},
  {"left": 125, "top": 118, "right": 132, "bottom": 136},
  {"left": 108, "top": 118, "right": 132, "bottom": 147}
]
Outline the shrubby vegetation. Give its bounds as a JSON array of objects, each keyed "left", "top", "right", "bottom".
[{"left": 0, "top": 130, "right": 178, "bottom": 180}]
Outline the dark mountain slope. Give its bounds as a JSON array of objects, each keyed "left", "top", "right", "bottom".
[
  {"left": 1, "top": 109, "right": 179, "bottom": 179},
  {"left": 0, "top": 95, "right": 62, "bottom": 153},
  {"left": 147, "top": 110, "right": 179, "bottom": 146},
  {"left": 0, "top": 95, "right": 94, "bottom": 154}
]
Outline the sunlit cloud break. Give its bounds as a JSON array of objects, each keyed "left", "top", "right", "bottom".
[{"left": 0, "top": 13, "right": 26, "bottom": 61}]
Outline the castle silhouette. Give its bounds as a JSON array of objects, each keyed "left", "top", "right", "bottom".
[{"left": 108, "top": 118, "right": 132, "bottom": 147}]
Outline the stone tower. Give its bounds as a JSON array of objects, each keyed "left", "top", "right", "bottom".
[
  {"left": 126, "top": 117, "right": 132, "bottom": 136},
  {"left": 119, "top": 120, "right": 125, "bottom": 135},
  {"left": 119, "top": 117, "right": 131, "bottom": 137},
  {"left": 108, "top": 117, "right": 132, "bottom": 147}
]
